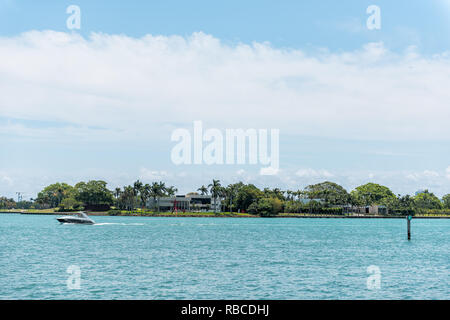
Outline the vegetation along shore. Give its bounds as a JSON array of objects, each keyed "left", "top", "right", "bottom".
[{"left": 1, "top": 179, "right": 449, "bottom": 218}]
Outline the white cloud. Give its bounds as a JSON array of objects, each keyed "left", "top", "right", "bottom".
[
  {"left": 259, "top": 167, "right": 279, "bottom": 176},
  {"left": 295, "top": 168, "right": 334, "bottom": 178},
  {"left": 406, "top": 170, "right": 440, "bottom": 181},
  {"left": 424, "top": 170, "right": 440, "bottom": 177},
  {"left": 139, "top": 168, "right": 169, "bottom": 181},
  {"left": 1, "top": 31, "right": 450, "bottom": 143},
  {"left": 446, "top": 166, "right": 450, "bottom": 180},
  {"left": 0, "top": 173, "right": 13, "bottom": 186}
]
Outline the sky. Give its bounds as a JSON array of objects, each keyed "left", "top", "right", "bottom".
[{"left": 1, "top": 0, "right": 450, "bottom": 199}]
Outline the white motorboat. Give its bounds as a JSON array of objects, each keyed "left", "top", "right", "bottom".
[{"left": 57, "top": 211, "right": 95, "bottom": 224}]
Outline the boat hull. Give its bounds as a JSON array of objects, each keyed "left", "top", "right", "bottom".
[{"left": 57, "top": 217, "right": 95, "bottom": 224}]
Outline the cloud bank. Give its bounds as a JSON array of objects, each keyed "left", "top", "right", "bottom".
[{"left": 1, "top": 31, "right": 450, "bottom": 142}]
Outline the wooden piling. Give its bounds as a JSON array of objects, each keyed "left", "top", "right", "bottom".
[{"left": 407, "top": 215, "right": 411, "bottom": 240}]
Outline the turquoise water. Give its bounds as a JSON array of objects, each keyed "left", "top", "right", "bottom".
[{"left": 0, "top": 214, "right": 448, "bottom": 299}]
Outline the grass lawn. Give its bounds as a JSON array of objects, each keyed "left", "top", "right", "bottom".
[
  {"left": 0, "top": 208, "right": 57, "bottom": 214},
  {"left": 108, "top": 210, "right": 254, "bottom": 217}
]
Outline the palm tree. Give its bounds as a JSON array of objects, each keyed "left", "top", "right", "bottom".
[
  {"left": 133, "top": 180, "right": 143, "bottom": 208},
  {"left": 150, "top": 181, "right": 167, "bottom": 211},
  {"left": 272, "top": 188, "right": 285, "bottom": 200},
  {"left": 218, "top": 186, "right": 229, "bottom": 212},
  {"left": 56, "top": 187, "right": 65, "bottom": 207},
  {"left": 114, "top": 187, "right": 121, "bottom": 199},
  {"left": 208, "top": 179, "right": 221, "bottom": 214},
  {"left": 166, "top": 186, "right": 178, "bottom": 197},
  {"left": 150, "top": 182, "right": 159, "bottom": 210},
  {"left": 158, "top": 181, "right": 167, "bottom": 194},
  {"left": 114, "top": 187, "right": 122, "bottom": 208},
  {"left": 225, "top": 184, "right": 240, "bottom": 214},
  {"left": 122, "top": 185, "right": 135, "bottom": 211},
  {"left": 140, "top": 184, "right": 151, "bottom": 209},
  {"left": 48, "top": 190, "right": 56, "bottom": 208},
  {"left": 133, "top": 180, "right": 143, "bottom": 193},
  {"left": 286, "top": 190, "right": 293, "bottom": 201},
  {"left": 296, "top": 190, "right": 306, "bottom": 201},
  {"left": 197, "top": 185, "right": 208, "bottom": 195}
]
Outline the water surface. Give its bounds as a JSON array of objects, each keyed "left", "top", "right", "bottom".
[{"left": 0, "top": 214, "right": 448, "bottom": 299}]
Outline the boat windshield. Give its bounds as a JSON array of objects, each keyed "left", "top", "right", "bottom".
[{"left": 76, "top": 212, "right": 89, "bottom": 219}]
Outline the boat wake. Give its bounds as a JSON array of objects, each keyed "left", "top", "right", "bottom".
[{"left": 93, "top": 222, "right": 145, "bottom": 226}]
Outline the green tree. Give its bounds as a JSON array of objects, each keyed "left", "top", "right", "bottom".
[
  {"left": 350, "top": 183, "right": 396, "bottom": 206},
  {"left": 166, "top": 186, "right": 178, "bottom": 197},
  {"left": 118, "top": 185, "right": 135, "bottom": 211},
  {"left": 248, "top": 197, "right": 283, "bottom": 216},
  {"left": 113, "top": 187, "right": 122, "bottom": 208},
  {"left": 304, "top": 181, "right": 350, "bottom": 206},
  {"left": 284, "top": 200, "right": 302, "bottom": 213},
  {"left": 263, "top": 188, "right": 286, "bottom": 201},
  {"left": 414, "top": 190, "right": 442, "bottom": 210},
  {"left": 133, "top": 180, "right": 144, "bottom": 207},
  {"left": 443, "top": 194, "right": 450, "bottom": 209},
  {"left": 0, "top": 197, "right": 16, "bottom": 209},
  {"left": 16, "top": 200, "right": 33, "bottom": 209},
  {"left": 59, "top": 197, "right": 82, "bottom": 210},
  {"left": 150, "top": 181, "right": 166, "bottom": 211},
  {"left": 74, "top": 180, "right": 114, "bottom": 211},
  {"left": 36, "top": 183, "right": 75, "bottom": 208},
  {"left": 139, "top": 184, "right": 152, "bottom": 209},
  {"left": 197, "top": 185, "right": 208, "bottom": 195},
  {"left": 222, "top": 183, "right": 243, "bottom": 213},
  {"left": 133, "top": 180, "right": 143, "bottom": 194},
  {"left": 208, "top": 179, "right": 222, "bottom": 213},
  {"left": 285, "top": 190, "right": 296, "bottom": 201},
  {"left": 114, "top": 187, "right": 121, "bottom": 199},
  {"left": 235, "top": 184, "right": 263, "bottom": 211},
  {"left": 398, "top": 194, "right": 414, "bottom": 209}
]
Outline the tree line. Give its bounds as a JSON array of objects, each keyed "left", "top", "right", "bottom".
[{"left": 1, "top": 180, "right": 450, "bottom": 216}]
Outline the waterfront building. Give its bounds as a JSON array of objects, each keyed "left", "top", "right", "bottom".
[
  {"left": 146, "top": 194, "right": 221, "bottom": 212},
  {"left": 342, "top": 205, "right": 388, "bottom": 215}
]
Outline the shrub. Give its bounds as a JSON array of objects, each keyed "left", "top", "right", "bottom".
[
  {"left": 283, "top": 202, "right": 344, "bottom": 215},
  {"left": 248, "top": 197, "right": 283, "bottom": 217},
  {"left": 56, "top": 207, "right": 80, "bottom": 213},
  {"left": 108, "top": 209, "right": 122, "bottom": 216},
  {"left": 84, "top": 204, "right": 111, "bottom": 211},
  {"left": 442, "top": 194, "right": 450, "bottom": 209},
  {"left": 247, "top": 202, "right": 258, "bottom": 215},
  {"left": 416, "top": 208, "right": 450, "bottom": 215},
  {"left": 390, "top": 208, "right": 416, "bottom": 216},
  {"left": 59, "top": 197, "right": 83, "bottom": 211}
]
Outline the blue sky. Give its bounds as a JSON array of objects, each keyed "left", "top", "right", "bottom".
[
  {"left": 1, "top": 0, "right": 450, "bottom": 199},
  {"left": 1, "top": 0, "right": 450, "bottom": 52}
]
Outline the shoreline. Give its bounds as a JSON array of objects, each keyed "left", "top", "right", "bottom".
[{"left": 1, "top": 210, "right": 449, "bottom": 219}]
